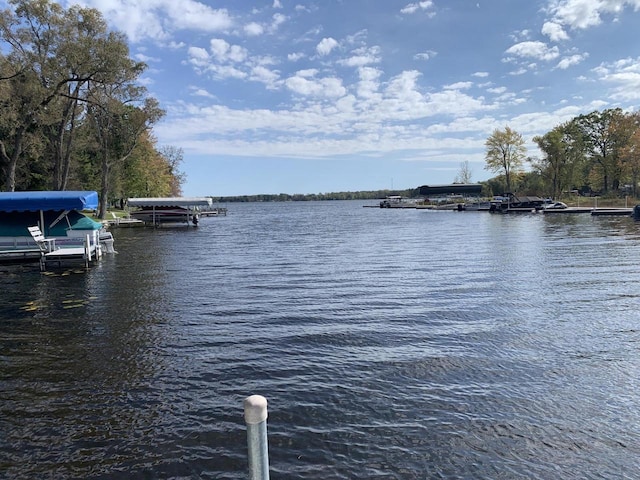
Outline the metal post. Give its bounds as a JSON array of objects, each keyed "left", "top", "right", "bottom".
[
  {"left": 85, "top": 234, "right": 90, "bottom": 267},
  {"left": 244, "top": 395, "right": 269, "bottom": 480}
]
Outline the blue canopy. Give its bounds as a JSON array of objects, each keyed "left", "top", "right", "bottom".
[{"left": 0, "top": 191, "right": 99, "bottom": 212}]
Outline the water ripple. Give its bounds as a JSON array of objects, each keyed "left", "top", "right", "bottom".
[{"left": 2, "top": 202, "right": 640, "bottom": 478}]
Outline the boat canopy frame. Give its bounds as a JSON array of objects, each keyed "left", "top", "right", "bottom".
[
  {"left": 127, "top": 197, "right": 213, "bottom": 208},
  {"left": 0, "top": 191, "right": 99, "bottom": 212}
]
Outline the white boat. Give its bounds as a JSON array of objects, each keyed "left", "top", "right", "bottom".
[
  {"left": 379, "top": 196, "right": 417, "bottom": 208},
  {"left": 128, "top": 197, "right": 212, "bottom": 226},
  {"left": 460, "top": 201, "right": 492, "bottom": 211},
  {"left": 0, "top": 190, "right": 115, "bottom": 261},
  {"left": 543, "top": 201, "right": 568, "bottom": 210}
]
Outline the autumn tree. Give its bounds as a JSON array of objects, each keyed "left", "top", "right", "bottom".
[
  {"left": 484, "top": 126, "right": 526, "bottom": 193},
  {"left": 617, "top": 112, "right": 640, "bottom": 197},
  {"left": 532, "top": 121, "right": 585, "bottom": 199},
  {"left": 86, "top": 80, "right": 164, "bottom": 218},
  {"left": 574, "top": 108, "right": 628, "bottom": 193},
  {"left": 119, "top": 134, "right": 183, "bottom": 199}
]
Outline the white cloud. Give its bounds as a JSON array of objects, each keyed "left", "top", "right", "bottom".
[
  {"left": 269, "top": 13, "right": 287, "bottom": 33},
  {"left": 165, "top": 2, "right": 232, "bottom": 32},
  {"left": 209, "top": 64, "right": 247, "bottom": 80},
  {"left": 544, "top": 0, "right": 640, "bottom": 37},
  {"left": 505, "top": 41, "right": 560, "bottom": 61},
  {"left": 134, "top": 53, "right": 159, "bottom": 63},
  {"left": 187, "top": 46, "right": 210, "bottom": 68},
  {"left": 556, "top": 53, "right": 588, "bottom": 69},
  {"left": 209, "top": 39, "right": 248, "bottom": 63},
  {"left": 296, "top": 69, "right": 319, "bottom": 78},
  {"left": 400, "top": 1, "right": 435, "bottom": 15},
  {"left": 338, "top": 46, "right": 381, "bottom": 67},
  {"left": 288, "top": 52, "right": 305, "bottom": 62},
  {"left": 356, "top": 66, "right": 382, "bottom": 99},
  {"left": 70, "top": 0, "right": 233, "bottom": 42},
  {"left": 167, "top": 40, "right": 186, "bottom": 50},
  {"left": 384, "top": 70, "right": 424, "bottom": 107},
  {"left": 284, "top": 72, "right": 346, "bottom": 98},
  {"left": 316, "top": 37, "right": 339, "bottom": 56},
  {"left": 593, "top": 56, "right": 640, "bottom": 100},
  {"left": 414, "top": 50, "right": 437, "bottom": 61},
  {"left": 244, "top": 22, "right": 264, "bottom": 36},
  {"left": 189, "top": 86, "right": 216, "bottom": 99},
  {"left": 541, "top": 21, "right": 569, "bottom": 42},
  {"left": 444, "top": 82, "right": 473, "bottom": 90},
  {"left": 250, "top": 66, "right": 280, "bottom": 88}
]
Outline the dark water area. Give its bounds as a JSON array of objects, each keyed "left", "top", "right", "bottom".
[{"left": 2, "top": 201, "right": 640, "bottom": 479}]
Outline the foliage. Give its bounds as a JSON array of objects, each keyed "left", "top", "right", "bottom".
[
  {"left": 0, "top": 0, "right": 183, "bottom": 210},
  {"left": 530, "top": 108, "right": 640, "bottom": 199},
  {"left": 532, "top": 121, "right": 585, "bottom": 199},
  {"left": 484, "top": 126, "right": 526, "bottom": 193},
  {"left": 212, "top": 189, "right": 419, "bottom": 203},
  {"left": 574, "top": 108, "right": 626, "bottom": 193}
]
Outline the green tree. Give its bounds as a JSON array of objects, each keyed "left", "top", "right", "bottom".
[
  {"left": 617, "top": 112, "right": 640, "bottom": 197},
  {"left": 159, "top": 145, "right": 186, "bottom": 196},
  {"left": 574, "top": 108, "right": 627, "bottom": 193},
  {"left": 0, "top": 0, "right": 147, "bottom": 192},
  {"left": 0, "top": 40, "right": 46, "bottom": 191},
  {"left": 532, "top": 121, "right": 585, "bottom": 199},
  {"left": 86, "top": 80, "right": 164, "bottom": 218},
  {"left": 46, "top": 5, "right": 135, "bottom": 190},
  {"left": 120, "top": 134, "right": 183, "bottom": 199},
  {"left": 484, "top": 126, "right": 526, "bottom": 193}
]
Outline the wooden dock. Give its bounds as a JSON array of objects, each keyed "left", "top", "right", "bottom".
[
  {"left": 40, "top": 243, "right": 97, "bottom": 270},
  {"left": 0, "top": 247, "right": 42, "bottom": 262},
  {"left": 542, "top": 207, "right": 593, "bottom": 214},
  {"left": 0, "top": 243, "right": 98, "bottom": 269},
  {"left": 590, "top": 208, "right": 633, "bottom": 216},
  {"left": 200, "top": 207, "right": 228, "bottom": 217}
]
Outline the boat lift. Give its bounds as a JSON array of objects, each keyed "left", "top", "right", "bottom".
[{"left": 127, "top": 197, "right": 213, "bottom": 227}]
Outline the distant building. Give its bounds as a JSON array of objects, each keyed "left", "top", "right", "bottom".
[{"left": 418, "top": 184, "right": 483, "bottom": 197}]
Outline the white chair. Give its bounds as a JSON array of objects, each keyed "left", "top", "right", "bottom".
[{"left": 27, "top": 226, "right": 58, "bottom": 253}]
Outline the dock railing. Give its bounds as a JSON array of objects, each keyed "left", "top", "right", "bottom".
[{"left": 244, "top": 395, "right": 270, "bottom": 480}]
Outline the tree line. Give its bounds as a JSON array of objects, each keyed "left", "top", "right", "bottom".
[
  {"left": 0, "top": 0, "right": 184, "bottom": 218},
  {"left": 484, "top": 108, "right": 640, "bottom": 199},
  {"left": 211, "top": 189, "right": 420, "bottom": 203}
]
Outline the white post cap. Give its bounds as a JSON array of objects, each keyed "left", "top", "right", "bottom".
[{"left": 244, "top": 395, "right": 268, "bottom": 425}]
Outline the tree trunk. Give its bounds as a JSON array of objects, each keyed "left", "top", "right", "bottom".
[
  {"left": 2, "top": 130, "right": 25, "bottom": 192},
  {"left": 99, "top": 153, "right": 110, "bottom": 219}
]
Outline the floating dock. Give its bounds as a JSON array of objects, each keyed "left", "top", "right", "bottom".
[
  {"left": 590, "top": 208, "right": 633, "bottom": 216},
  {"left": 542, "top": 207, "right": 593, "bottom": 214}
]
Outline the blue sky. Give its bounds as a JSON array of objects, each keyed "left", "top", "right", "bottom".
[{"left": 11, "top": 1, "right": 640, "bottom": 195}]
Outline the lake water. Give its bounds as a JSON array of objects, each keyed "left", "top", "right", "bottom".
[{"left": 1, "top": 200, "right": 640, "bottom": 479}]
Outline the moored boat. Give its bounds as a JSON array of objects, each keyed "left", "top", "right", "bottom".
[
  {"left": 379, "top": 196, "right": 417, "bottom": 208},
  {"left": 128, "top": 197, "right": 213, "bottom": 225},
  {"left": 490, "top": 193, "right": 545, "bottom": 213},
  {"left": 0, "top": 190, "right": 115, "bottom": 261}
]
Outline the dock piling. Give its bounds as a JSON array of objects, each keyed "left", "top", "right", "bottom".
[{"left": 244, "top": 395, "right": 269, "bottom": 480}]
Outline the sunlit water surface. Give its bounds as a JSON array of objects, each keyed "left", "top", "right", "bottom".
[{"left": 2, "top": 201, "right": 640, "bottom": 479}]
